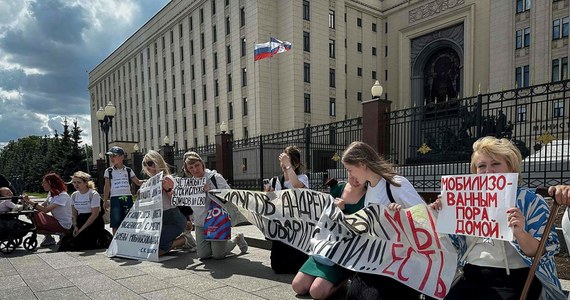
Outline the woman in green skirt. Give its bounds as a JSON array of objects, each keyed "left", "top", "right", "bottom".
[{"left": 292, "top": 174, "right": 366, "bottom": 299}]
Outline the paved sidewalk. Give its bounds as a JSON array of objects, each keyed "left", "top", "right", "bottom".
[
  {"left": 2, "top": 223, "right": 569, "bottom": 299},
  {"left": 0, "top": 224, "right": 349, "bottom": 300}
]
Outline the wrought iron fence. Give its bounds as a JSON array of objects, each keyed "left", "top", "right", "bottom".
[
  {"left": 390, "top": 80, "right": 570, "bottom": 191},
  {"left": 232, "top": 117, "right": 363, "bottom": 191}
]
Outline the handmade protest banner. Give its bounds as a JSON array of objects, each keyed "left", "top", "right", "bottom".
[
  {"left": 312, "top": 203, "right": 458, "bottom": 299},
  {"left": 214, "top": 188, "right": 332, "bottom": 253},
  {"left": 106, "top": 172, "right": 163, "bottom": 261},
  {"left": 171, "top": 177, "right": 206, "bottom": 206},
  {"left": 436, "top": 173, "right": 518, "bottom": 241}
]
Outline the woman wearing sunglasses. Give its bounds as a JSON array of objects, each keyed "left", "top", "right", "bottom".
[{"left": 142, "top": 150, "right": 188, "bottom": 256}]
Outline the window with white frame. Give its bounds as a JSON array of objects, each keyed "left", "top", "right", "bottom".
[
  {"left": 329, "top": 98, "right": 336, "bottom": 116},
  {"left": 552, "top": 57, "right": 568, "bottom": 81},
  {"left": 554, "top": 100, "right": 565, "bottom": 118},
  {"left": 517, "top": 106, "right": 527, "bottom": 122},
  {"left": 328, "top": 10, "right": 335, "bottom": 29}
]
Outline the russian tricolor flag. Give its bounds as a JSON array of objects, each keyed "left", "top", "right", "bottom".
[{"left": 254, "top": 37, "right": 292, "bottom": 61}]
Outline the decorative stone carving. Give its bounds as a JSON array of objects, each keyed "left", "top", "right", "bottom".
[
  {"left": 409, "top": 0, "right": 465, "bottom": 23},
  {"left": 410, "top": 23, "right": 464, "bottom": 65}
]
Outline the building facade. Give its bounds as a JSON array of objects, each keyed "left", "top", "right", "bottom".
[{"left": 89, "top": 0, "right": 569, "bottom": 159}]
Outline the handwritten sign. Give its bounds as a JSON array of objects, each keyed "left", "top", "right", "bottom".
[
  {"left": 436, "top": 173, "right": 518, "bottom": 240},
  {"left": 215, "top": 189, "right": 457, "bottom": 299},
  {"left": 171, "top": 177, "right": 206, "bottom": 206},
  {"left": 106, "top": 172, "right": 164, "bottom": 261}
]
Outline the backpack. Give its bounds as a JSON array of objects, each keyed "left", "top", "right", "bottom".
[
  {"left": 386, "top": 180, "right": 395, "bottom": 203},
  {"left": 106, "top": 167, "right": 132, "bottom": 184}
]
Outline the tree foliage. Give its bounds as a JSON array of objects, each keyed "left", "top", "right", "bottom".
[{"left": 0, "top": 120, "right": 91, "bottom": 193}]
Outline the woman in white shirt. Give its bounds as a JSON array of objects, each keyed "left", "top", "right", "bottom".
[
  {"left": 66, "top": 171, "right": 109, "bottom": 250},
  {"left": 23, "top": 173, "right": 72, "bottom": 247},
  {"left": 341, "top": 141, "right": 427, "bottom": 300},
  {"left": 264, "top": 146, "right": 310, "bottom": 274}
]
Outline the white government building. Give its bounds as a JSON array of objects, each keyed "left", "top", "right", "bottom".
[{"left": 89, "top": 0, "right": 569, "bottom": 158}]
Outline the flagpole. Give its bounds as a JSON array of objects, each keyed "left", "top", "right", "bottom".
[
  {"left": 253, "top": 41, "right": 258, "bottom": 136},
  {"left": 269, "top": 34, "right": 273, "bottom": 133}
]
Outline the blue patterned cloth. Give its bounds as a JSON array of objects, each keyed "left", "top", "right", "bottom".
[{"left": 449, "top": 188, "right": 564, "bottom": 300}]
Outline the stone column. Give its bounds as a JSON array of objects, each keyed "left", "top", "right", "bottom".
[{"left": 362, "top": 98, "right": 392, "bottom": 156}]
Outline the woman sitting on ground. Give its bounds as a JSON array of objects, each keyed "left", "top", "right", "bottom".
[
  {"left": 292, "top": 174, "right": 366, "bottom": 299},
  {"left": 142, "top": 150, "right": 189, "bottom": 256},
  {"left": 23, "top": 173, "right": 72, "bottom": 247}
]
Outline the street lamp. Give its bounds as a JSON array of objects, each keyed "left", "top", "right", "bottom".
[
  {"left": 163, "top": 135, "right": 171, "bottom": 146},
  {"left": 220, "top": 121, "right": 228, "bottom": 134},
  {"left": 96, "top": 101, "right": 116, "bottom": 165},
  {"left": 371, "top": 80, "right": 383, "bottom": 98}
]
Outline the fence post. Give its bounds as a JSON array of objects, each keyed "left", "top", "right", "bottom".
[
  {"left": 96, "top": 158, "right": 106, "bottom": 194},
  {"left": 476, "top": 92, "right": 483, "bottom": 138},
  {"left": 304, "top": 126, "right": 311, "bottom": 171},
  {"left": 362, "top": 98, "right": 392, "bottom": 155},
  {"left": 215, "top": 132, "right": 233, "bottom": 185}
]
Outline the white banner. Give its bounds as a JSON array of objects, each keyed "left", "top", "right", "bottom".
[
  {"left": 436, "top": 173, "right": 518, "bottom": 241},
  {"left": 106, "top": 172, "right": 164, "bottom": 261},
  {"left": 214, "top": 189, "right": 331, "bottom": 253},
  {"left": 312, "top": 203, "right": 457, "bottom": 299},
  {"left": 171, "top": 177, "right": 206, "bottom": 206},
  {"left": 215, "top": 189, "right": 458, "bottom": 299}
]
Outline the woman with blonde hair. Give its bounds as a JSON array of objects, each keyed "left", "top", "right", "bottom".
[
  {"left": 59, "top": 171, "right": 111, "bottom": 251},
  {"left": 142, "top": 150, "right": 189, "bottom": 256},
  {"left": 432, "top": 137, "right": 564, "bottom": 299}
]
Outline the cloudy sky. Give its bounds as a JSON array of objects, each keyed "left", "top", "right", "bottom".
[{"left": 0, "top": 0, "right": 170, "bottom": 148}]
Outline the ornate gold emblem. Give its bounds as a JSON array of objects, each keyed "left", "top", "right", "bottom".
[{"left": 417, "top": 143, "right": 432, "bottom": 155}]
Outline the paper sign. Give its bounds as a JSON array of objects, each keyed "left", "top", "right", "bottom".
[
  {"left": 171, "top": 177, "right": 206, "bottom": 206},
  {"left": 106, "top": 172, "right": 164, "bottom": 261},
  {"left": 436, "top": 173, "right": 518, "bottom": 241}
]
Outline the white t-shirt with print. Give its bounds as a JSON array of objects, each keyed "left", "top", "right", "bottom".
[
  {"left": 365, "top": 175, "right": 424, "bottom": 208},
  {"left": 104, "top": 166, "right": 135, "bottom": 197},
  {"left": 47, "top": 192, "right": 73, "bottom": 229},
  {"left": 72, "top": 190, "right": 101, "bottom": 214}
]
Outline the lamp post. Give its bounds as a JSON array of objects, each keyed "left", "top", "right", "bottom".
[
  {"left": 371, "top": 80, "right": 384, "bottom": 99},
  {"left": 96, "top": 101, "right": 116, "bottom": 165},
  {"left": 161, "top": 136, "right": 175, "bottom": 173},
  {"left": 216, "top": 121, "right": 233, "bottom": 185}
]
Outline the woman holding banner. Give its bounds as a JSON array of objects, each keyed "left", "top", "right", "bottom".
[
  {"left": 264, "top": 145, "right": 310, "bottom": 274},
  {"left": 142, "top": 150, "right": 188, "bottom": 256},
  {"left": 184, "top": 151, "right": 248, "bottom": 259},
  {"left": 432, "top": 137, "right": 564, "bottom": 299},
  {"left": 292, "top": 174, "right": 366, "bottom": 299},
  {"left": 340, "top": 141, "right": 428, "bottom": 300}
]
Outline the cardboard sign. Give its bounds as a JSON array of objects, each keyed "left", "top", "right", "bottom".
[
  {"left": 436, "top": 173, "right": 518, "bottom": 241},
  {"left": 106, "top": 172, "right": 164, "bottom": 261},
  {"left": 312, "top": 203, "right": 458, "bottom": 299},
  {"left": 171, "top": 177, "right": 206, "bottom": 206}
]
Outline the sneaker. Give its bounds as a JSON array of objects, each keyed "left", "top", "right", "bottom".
[
  {"left": 40, "top": 235, "right": 56, "bottom": 247},
  {"left": 183, "top": 232, "right": 197, "bottom": 253},
  {"left": 233, "top": 232, "right": 248, "bottom": 254}
]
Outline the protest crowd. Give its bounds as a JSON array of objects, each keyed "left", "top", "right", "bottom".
[{"left": 2, "top": 139, "right": 570, "bottom": 300}]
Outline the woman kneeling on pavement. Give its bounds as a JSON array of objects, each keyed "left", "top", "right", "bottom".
[
  {"left": 142, "top": 150, "right": 189, "bottom": 256},
  {"left": 431, "top": 137, "right": 564, "bottom": 299},
  {"left": 183, "top": 151, "right": 248, "bottom": 259},
  {"left": 292, "top": 174, "right": 366, "bottom": 299},
  {"left": 23, "top": 173, "right": 72, "bottom": 247},
  {"left": 59, "top": 171, "right": 111, "bottom": 251}
]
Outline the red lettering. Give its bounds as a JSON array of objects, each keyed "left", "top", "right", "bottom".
[
  {"left": 384, "top": 209, "right": 404, "bottom": 242},
  {"left": 446, "top": 192, "right": 456, "bottom": 206},
  {"left": 407, "top": 210, "right": 433, "bottom": 251},
  {"left": 382, "top": 243, "right": 405, "bottom": 276},
  {"left": 434, "top": 251, "right": 447, "bottom": 298},
  {"left": 417, "top": 250, "right": 435, "bottom": 291}
]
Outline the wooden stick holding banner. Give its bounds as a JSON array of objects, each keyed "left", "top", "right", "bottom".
[
  {"left": 436, "top": 173, "right": 518, "bottom": 240},
  {"left": 520, "top": 187, "right": 559, "bottom": 300},
  {"left": 106, "top": 172, "right": 164, "bottom": 261}
]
